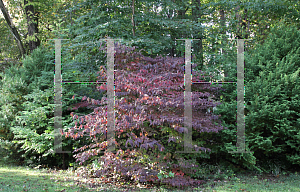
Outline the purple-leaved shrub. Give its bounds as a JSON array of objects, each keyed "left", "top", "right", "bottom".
[{"left": 62, "top": 42, "right": 226, "bottom": 189}]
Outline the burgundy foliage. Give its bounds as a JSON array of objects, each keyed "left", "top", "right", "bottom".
[{"left": 62, "top": 42, "right": 226, "bottom": 189}]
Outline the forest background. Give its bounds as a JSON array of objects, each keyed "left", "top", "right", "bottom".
[{"left": 0, "top": 0, "right": 299, "bottom": 189}]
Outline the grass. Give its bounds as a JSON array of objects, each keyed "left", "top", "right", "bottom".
[
  {"left": 0, "top": 162, "right": 300, "bottom": 192},
  {"left": 0, "top": 164, "right": 94, "bottom": 192},
  {"left": 193, "top": 172, "right": 300, "bottom": 192}
]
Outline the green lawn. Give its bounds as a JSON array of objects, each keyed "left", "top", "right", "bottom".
[
  {"left": 194, "top": 172, "right": 300, "bottom": 192},
  {"left": 0, "top": 163, "right": 299, "bottom": 192}
]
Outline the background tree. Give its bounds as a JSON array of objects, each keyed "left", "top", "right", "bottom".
[
  {"left": 0, "top": 0, "right": 25, "bottom": 58},
  {"left": 23, "top": 0, "right": 40, "bottom": 52}
]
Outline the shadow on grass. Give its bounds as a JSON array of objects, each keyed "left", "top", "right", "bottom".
[{"left": 1, "top": 161, "right": 300, "bottom": 192}]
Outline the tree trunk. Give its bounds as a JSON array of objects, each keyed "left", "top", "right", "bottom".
[
  {"left": 24, "top": 0, "right": 40, "bottom": 52},
  {"left": 0, "top": 0, "right": 25, "bottom": 58},
  {"left": 235, "top": 5, "right": 241, "bottom": 39},
  {"left": 242, "top": 8, "right": 249, "bottom": 39},
  {"left": 192, "top": 0, "right": 203, "bottom": 70},
  {"left": 131, "top": 0, "right": 135, "bottom": 36},
  {"left": 219, "top": 9, "right": 228, "bottom": 78},
  {"left": 235, "top": 5, "right": 249, "bottom": 39},
  {"left": 175, "top": 0, "right": 188, "bottom": 57},
  {"left": 62, "top": 153, "right": 66, "bottom": 170}
]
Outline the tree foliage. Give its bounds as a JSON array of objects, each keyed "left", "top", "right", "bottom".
[{"left": 0, "top": 47, "right": 77, "bottom": 168}]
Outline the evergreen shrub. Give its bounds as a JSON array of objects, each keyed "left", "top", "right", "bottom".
[{"left": 212, "top": 22, "right": 300, "bottom": 173}]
